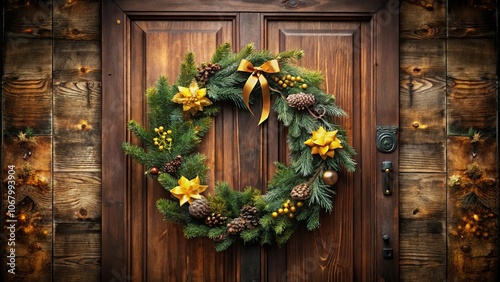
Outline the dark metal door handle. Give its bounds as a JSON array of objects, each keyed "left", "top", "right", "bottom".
[{"left": 382, "top": 161, "right": 392, "bottom": 195}]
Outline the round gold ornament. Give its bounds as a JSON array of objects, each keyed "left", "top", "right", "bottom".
[{"left": 322, "top": 170, "right": 339, "bottom": 186}]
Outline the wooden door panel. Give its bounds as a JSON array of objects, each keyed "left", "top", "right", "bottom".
[
  {"left": 102, "top": 1, "right": 399, "bottom": 280},
  {"left": 266, "top": 20, "right": 365, "bottom": 281},
  {"left": 128, "top": 19, "right": 238, "bottom": 281}
]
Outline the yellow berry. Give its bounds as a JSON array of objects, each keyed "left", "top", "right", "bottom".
[
  {"left": 278, "top": 208, "right": 284, "bottom": 214},
  {"left": 166, "top": 138, "right": 172, "bottom": 142},
  {"left": 278, "top": 80, "right": 284, "bottom": 85},
  {"left": 296, "top": 201, "right": 303, "bottom": 207},
  {"left": 272, "top": 212, "right": 278, "bottom": 218},
  {"left": 161, "top": 135, "right": 166, "bottom": 139},
  {"left": 158, "top": 146, "right": 164, "bottom": 151},
  {"left": 284, "top": 79, "right": 290, "bottom": 84},
  {"left": 159, "top": 126, "right": 164, "bottom": 131},
  {"left": 289, "top": 82, "right": 295, "bottom": 87},
  {"left": 154, "top": 128, "right": 159, "bottom": 132},
  {"left": 286, "top": 74, "right": 291, "bottom": 80},
  {"left": 274, "top": 77, "right": 280, "bottom": 82},
  {"left": 167, "top": 129, "right": 172, "bottom": 134},
  {"left": 283, "top": 208, "right": 289, "bottom": 214},
  {"left": 296, "top": 76, "right": 302, "bottom": 81},
  {"left": 301, "top": 84, "right": 308, "bottom": 89},
  {"left": 290, "top": 206, "right": 296, "bottom": 213},
  {"left": 153, "top": 137, "right": 158, "bottom": 141},
  {"left": 289, "top": 213, "right": 294, "bottom": 219},
  {"left": 154, "top": 141, "right": 159, "bottom": 145},
  {"left": 291, "top": 76, "right": 296, "bottom": 82},
  {"left": 282, "top": 84, "right": 287, "bottom": 88},
  {"left": 283, "top": 202, "right": 289, "bottom": 208},
  {"left": 163, "top": 132, "right": 167, "bottom": 135}
]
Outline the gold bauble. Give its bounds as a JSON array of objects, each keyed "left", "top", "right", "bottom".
[{"left": 322, "top": 170, "right": 339, "bottom": 186}]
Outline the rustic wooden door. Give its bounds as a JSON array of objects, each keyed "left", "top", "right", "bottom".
[{"left": 102, "top": 1, "right": 399, "bottom": 281}]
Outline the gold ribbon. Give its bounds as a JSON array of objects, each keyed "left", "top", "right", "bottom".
[{"left": 237, "top": 59, "right": 280, "bottom": 124}]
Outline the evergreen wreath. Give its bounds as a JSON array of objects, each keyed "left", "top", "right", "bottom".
[{"left": 122, "top": 43, "right": 356, "bottom": 251}]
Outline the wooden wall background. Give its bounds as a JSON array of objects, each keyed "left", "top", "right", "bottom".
[{"left": 1, "top": 0, "right": 497, "bottom": 281}]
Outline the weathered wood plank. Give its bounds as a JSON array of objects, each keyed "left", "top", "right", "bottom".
[
  {"left": 447, "top": 39, "right": 497, "bottom": 80},
  {"left": 447, "top": 78, "right": 497, "bottom": 134},
  {"left": 53, "top": 222, "right": 101, "bottom": 282},
  {"left": 3, "top": 38, "right": 52, "bottom": 81},
  {"left": 53, "top": 0, "right": 101, "bottom": 40},
  {"left": 448, "top": 0, "right": 496, "bottom": 38},
  {"left": 53, "top": 172, "right": 101, "bottom": 223},
  {"left": 3, "top": 0, "right": 52, "bottom": 39},
  {"left": 3, "top": 79, "right": 52, "bottom": 134},
  {"left": 399, "top": 173, "right": 447, "bottom": 282},
  {"left": 53, "top": 40, "right": 101, "bottom": 82},
  {"left": 53, "top": 80, "right": 102, "bottom": 171},
  {"left": 400, "top": 0, "right": 446, "bottom": 39},
  {"left": 399, "top": 39, "right": 446, "bottom": 173}
]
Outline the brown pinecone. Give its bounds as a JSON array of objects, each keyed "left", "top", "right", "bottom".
[
  {"left": 189, "top": 198, "right": 210, "bottom": 219},
  {"left": 240, "top": 205, "right": 259, "bottom": 229},
  {"left": 163, "top": 155, "right": 183, "bottom": 175},
  {"left": 226, "top": 217, "right": 246, "bottom": 235},
  {"left": 196, "top": 63, "right": 221, "bottom": 86},
  {"left": 286, "top": 93, "right": 315, "bottom": 110},
  {"left": 290, "top": 182, "right": 311, "bottom": 200},
  {"left": 204, "top": 213, "right": 228, "bottom": 227}
]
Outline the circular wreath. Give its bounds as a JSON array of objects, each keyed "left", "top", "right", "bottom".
[{"left": 122, "top": 43, "right": 356, "bottom": 251}]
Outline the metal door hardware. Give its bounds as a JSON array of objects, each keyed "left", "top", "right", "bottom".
[
  {"left": 382, "top": 248, "right": 393, "bottom": 260},
  {"left": 376, "top": 126, "right": 398, "bottom": 153},
  {"left": 382, "top": 161, "right": 392, "bottom": 195}
]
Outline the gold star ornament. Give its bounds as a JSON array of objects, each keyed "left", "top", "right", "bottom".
[
  {"left": 170, "top": 176, "right": 208, "bottom": 206},
  {"left": 172, "top": 79, "right": 212, "bottom": 115},
  {"left": 304, "top": 126, "right": 343, "bottom": 160}
]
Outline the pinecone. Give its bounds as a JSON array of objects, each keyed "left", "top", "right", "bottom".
[
  {"left": 163, "top": 155, "right": 183, "bottom": 175},
  {"left": 290, "top": 182, "right": 311, "bottom": 200},
  {"left": 240, "top": 205, "right": 259, "bottom": 229},
  {"left": 286, "top": 93, "right": 315, "bottom": 110},
  {"left": 226, "top": 217, "right": 246, "bottom": 235},
  {"left": 204, "top": 212, "right": 228, "bottom": 227},
  {"left": 189, "top": 198, "right": 210, "bottom": 219},
  {"left": 196, "top": 63, "right": 222, "bottom": 86}
]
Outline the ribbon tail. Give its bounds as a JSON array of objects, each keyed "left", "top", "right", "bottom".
[
  {"left": 258, "top": 76, "right": 271, "bottom": 125},
  {"left": 242, "top": 75, "right": 259, "bottom": 115}
]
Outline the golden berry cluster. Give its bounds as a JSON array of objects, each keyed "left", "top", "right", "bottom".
[
  {"left": 271, "top": 74, "right": 308, "bottom": 90},
  {"left": 271, "top": 199, "right": 303, "bottom": 219},
  {"left": 153, "top": 126, "right": 172, "bottom": 152}
]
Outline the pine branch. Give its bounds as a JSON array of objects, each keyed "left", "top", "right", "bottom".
[
  {"left": 211, "top": 43, "right": 232, "bottom": 64},
  {"left": 177, "top": 52, "right": 198, "bottom": 86},
  {"left": 184, "top": 223, "right": 209, "bottom": 238}
]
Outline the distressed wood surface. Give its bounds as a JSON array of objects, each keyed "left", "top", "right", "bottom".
[
  {"left": 446, "top": 0, "right": 498, "bottom": 280},
  {"left": 400, "top": 0, "right": 446, "bottom": 39},
  {"left": 53, "top": 222, "right": 101, "bottom": 282},
  {"left": 399, "top": 39, "right": 446, "bottom": 173},
  {"left": 50, "top": 0, "right": 103, "bottom": 281},
  {"left": 399, "top": 173, "right": 447, "bottom": 282},
  {"left": 53, "top": 0, "right": 101, "bottom": 40}
]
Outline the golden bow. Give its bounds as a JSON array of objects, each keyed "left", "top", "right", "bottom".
[{"left": 237, "top": 59, "right": 280, "bottom": 124}]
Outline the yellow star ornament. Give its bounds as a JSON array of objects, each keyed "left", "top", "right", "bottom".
[
  {"left": 304, "top": 126, "right": 343, "bottom": 160},
  {"left": 172, "top": 80, "right": 212, "bottom": 115},
  {"left": 170, "top": 176, "right": 208, "bottom": 206}
]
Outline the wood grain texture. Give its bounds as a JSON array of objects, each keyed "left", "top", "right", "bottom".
[
  {"left": 447, "top": 38, "right": 497, "bottom": 80},
  {"left": 3, "top": 79, "right": 52, "bottom": 134},
  {"left": 53, "top": 0, "right": 101, "bottom": 40},
  {"left": 447, "top": 78, "right": 497, "bottom": 134},
  {"left": 53, "top": 222, "right": 101, "bottom": 282},
  {"left": 399, "top": 173, "right": 447, "bottom": 282},
  {"left": 399, "top": 39, "right": 446, "bottom": 173},
  {"left": 400, "top": 0, "right": 446, "bottom": 39},
  {"left": 53, "top": 80, "right": 102, "bottom": 171},
  {"left": 114, "top": 0, "right": 388, "bottom": 13},
  {"left": 3, "top": 38, "right": 52, "bottom": 81},
  {"left": 53, "top": 172, "right": 101, "bottom": 223},
  {"left": 53, "top": 40, "right": 101, "bottom": 82},
  {"left": 3, "top": 0, "right": 52, "bottom": 39},
  {"left": 448, "top": 0, "right": 496, "bottom": 38}
]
